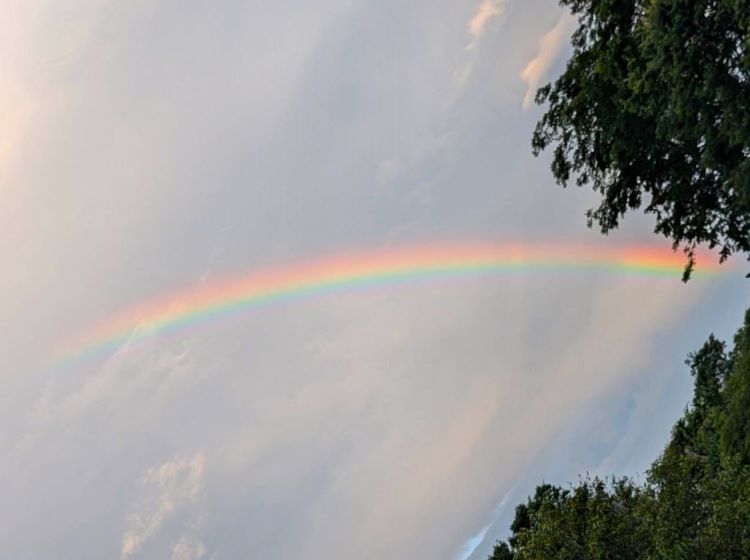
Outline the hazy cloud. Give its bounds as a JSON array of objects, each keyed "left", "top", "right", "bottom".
[
  {"left": 0, "top": 1, "right": 746, "bottom": 559},
  {"left": 171, "top": 535, "right": 207, "bottom": 560},
  {"left": 467, "top": 0, "right": 505, "bottom": 49},
  {"left": 521, "top": 12, "right": 576, "bottom": 108},
  {"left": 121, "top": 452, "right": 206, "bottom": 559}
]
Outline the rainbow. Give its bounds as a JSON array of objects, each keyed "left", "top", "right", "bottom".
[{"left": 52, "top": 242, "right": 720, "bottom": 366}]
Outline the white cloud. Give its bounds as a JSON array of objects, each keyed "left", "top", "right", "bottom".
[
  {"left": 121, "top": 452, "right": 206, "bottom": 559},
  {"left": 456, "top": 0, "right": 505, "bottom": 89},
  {"left": 172, "top": 534, "right": 207, "bottom": 560},
  {"left": 467, "top": 0, "right": 505, "bottom": 49},
  {"left": 520, "top": 12, "right": 576, "bottom": 108}
]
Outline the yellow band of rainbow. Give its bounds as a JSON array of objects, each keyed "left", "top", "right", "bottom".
[{"left": 52, "top": 241, "right": 722, "bottom": 367}]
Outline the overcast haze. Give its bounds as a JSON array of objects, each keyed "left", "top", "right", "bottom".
[{"left": 1, "top": 1, "right": 748, "bottom": 559}]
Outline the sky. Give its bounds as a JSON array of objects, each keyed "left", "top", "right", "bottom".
[{"left": 1, "top": 1, "right": 748, "bottom": 559}]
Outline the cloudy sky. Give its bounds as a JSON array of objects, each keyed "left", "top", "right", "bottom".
[{"left": 1, "top": 1, "right": 748, "bottom": 559}]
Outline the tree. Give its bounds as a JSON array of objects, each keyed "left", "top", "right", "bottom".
[
  {"left": 489, "top": 478, "right": 652, "bottom": 559},
  {"left": 489, "top": 308, "right": 750, "bottom": 559},
  {"left": 720, "top": 308, "right": 750, "bottom": 463},
  {"left": 531, "top": 0, "right": 750, "bottom": 279}
]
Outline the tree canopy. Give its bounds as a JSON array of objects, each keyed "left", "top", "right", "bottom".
[
  {"left": 484, "top": 2, "right": 750, "bottom": 555},
  {"left": 489, "top": 309, "right": 750, "bottom": 559},
  {"left": 532, "top": 0, "right": 750, "bottom": 279}
]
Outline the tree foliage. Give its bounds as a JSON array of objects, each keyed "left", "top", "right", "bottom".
[
  {"left": 489, "top": 309, "right": 750, "bottom": 559},
  {"left": 531, "top": 0, "right": 750, "bottom": 279}
]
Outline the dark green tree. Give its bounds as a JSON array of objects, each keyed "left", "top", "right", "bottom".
[
  {"left": 490, "top": 309, "right": 750, "bottom": 559},
  {"left": 721, "top": 309, "right": 750, "bottom": 463},
  {"left": 489, "top": 478, "right": 651, "bottom": 559},
  {"left": 531, "top": 0, "right": 750, "bottom": 279}
]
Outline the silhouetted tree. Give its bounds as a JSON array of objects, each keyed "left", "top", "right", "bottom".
[{"left": 531, "top": 0, "right": 750, "bottom": 279}]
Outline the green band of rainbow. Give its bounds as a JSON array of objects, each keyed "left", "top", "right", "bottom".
[{"left": 52, "top": 242, "right": 721, "bottom": 367}]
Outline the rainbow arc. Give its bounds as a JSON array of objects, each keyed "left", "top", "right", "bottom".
[{"left": 52, "top": 242, "right": 720, "bottom": 366}]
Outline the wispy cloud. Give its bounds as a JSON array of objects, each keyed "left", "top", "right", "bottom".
[
  {"left": 121, "top": 452, "right": 206, "bottom": 559},
  {"left": 457, "top": 0, "right": 506, "bottom": 87},
  {"left": 172, "top": 534, "right": 207, "bottom": 560},
  {"left": 466, "top": 0, "right": 505, "bottom": 50},
  {"left": 520, "top": 12, "right": 576, "bottom": 109}
]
